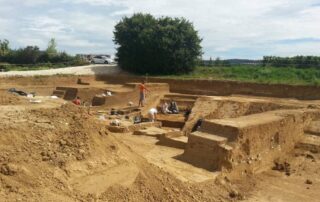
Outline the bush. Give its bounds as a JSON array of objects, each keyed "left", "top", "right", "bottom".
[
  {"left": 114, "top": 13, "right": 202, "bottom": 75},
  {"left": 0, "top": 39, "right": 89, "bottom": 67},
  {"left": 69, "top": 56, "right": 90, "bottom": 66},
  {"left": 263, "top": 56, "right": 320, "bottom": 68},
  {"left": 7, "top": 46, "right": 41, "bottom": 64}
]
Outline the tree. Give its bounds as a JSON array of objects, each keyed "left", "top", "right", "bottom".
[
  {"left": 221, "top": 60, "right": 230, "bottom": 67},
  {"left": 13, "top": 46, "right": 41, "bottom": 64},
  {"left": 208, "top": 57, "right": 213, "bottom": 66},
  {"left": 114, "top": 13, "right": 202, "bottom": 75},
  {"left": 214, "top": 57, "right": 221, "bottom": 66},
  {"left": 262, "top": 56, "right": 320, "bottom": 68},
  {"left": 0, "top": 39, "right": 10, "bottom": 59},
  {"left": 46, "top": 38, "right": 58, "bottom": 56}
]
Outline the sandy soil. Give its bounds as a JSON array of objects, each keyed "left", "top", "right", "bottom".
[
  {"left": 240, "top": 150, "right": 320, "bottom": 202},
  {"left": 1, "top": 75, "right": 320, "bottom": 201},
  {"left": 0, "top": 95, "right": 228, "bottom": 201}
]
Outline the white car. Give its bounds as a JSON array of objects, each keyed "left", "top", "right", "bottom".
[{"left": 91, "top": 56, "right": 113, "bottom": 64}]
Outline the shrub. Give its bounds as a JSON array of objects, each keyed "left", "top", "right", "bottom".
[
  {"left": 114, "top": 13, "right": 202, "bottom": 75},
  {"left": 9, "top": 46, "right": 41, "bottom": 64}
]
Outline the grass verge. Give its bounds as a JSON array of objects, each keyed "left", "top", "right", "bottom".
[{"left": 157, "top": 66, "right": 320, "bottom": 86}]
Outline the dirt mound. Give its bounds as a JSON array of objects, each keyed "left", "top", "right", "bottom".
[
  {"left": 0, "top": 104, "right": 112, "bottom": 200},
  {"left": 0, "top": 91, "right": 25, "bottom": 105},
  {"left": 0, "top": 104, "right": 227, "bottom": 201}
]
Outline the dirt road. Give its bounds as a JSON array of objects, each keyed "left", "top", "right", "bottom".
[{"left": 0, "top": 64, "right": 122, "bottom": 77}]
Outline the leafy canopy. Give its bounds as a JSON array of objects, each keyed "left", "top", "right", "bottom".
[
  {"left": 114, "top": 13, "right": 202, "bottom": 75},
  {"left": 46, "top": 38, "right": 58, "bottom": 56}
]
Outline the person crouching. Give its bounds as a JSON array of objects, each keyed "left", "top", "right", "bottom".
[
  {"left": 148, "top": 108, "right": 158, "bottom": 122},
  {"left": 72, "top": 96, "right": 81, "bottom": 105}
]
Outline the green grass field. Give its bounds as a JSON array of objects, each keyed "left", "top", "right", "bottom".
[
  {"left": 159, "top": 66, "right": 320, "bottom": 86},
  {"left": 2, "top": 63, "right": 320, "bottom": 86}
]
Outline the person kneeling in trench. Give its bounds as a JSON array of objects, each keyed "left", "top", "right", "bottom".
[
  {"left": 148, "top": 108, "right": 158, "bottom": 122},
  {"left": 72, "top": 96, "right": 81, "bottom": 106},
  {"left": 168, "top": 100, "right": 179, "bottom": 114},
  {"left": 161, "top": 102, "right": 170, "bottom": 114}
]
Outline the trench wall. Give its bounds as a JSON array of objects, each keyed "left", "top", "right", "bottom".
[
  {"left": 95, "top": 75, "right": 320, "bottom": 100},
  {"left": 183, "top": 109, "right": 320, "bottom": 173},
  {"left": 182, "top": 97, "right": 300, "bottom": 135},
  {"left": 228, "top": 110, "right": 320, "bottom": 173},
  {"left": 2, "top": 74, "right": 320, "bottom": 99}
]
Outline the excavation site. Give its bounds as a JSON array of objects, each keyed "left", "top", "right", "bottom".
[{"left": 1, "top": 74, "right": 320, "bottom": 202}]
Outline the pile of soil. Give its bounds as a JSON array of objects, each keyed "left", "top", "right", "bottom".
[
  {"left": 0, "top": 104, "right": 228, "bottom": 201},
  {"left": 0, "top": 104, "right": 111, "bottom": 201},
  {"left": 0, "top": 91, "right": 24, "bottom": 105}
]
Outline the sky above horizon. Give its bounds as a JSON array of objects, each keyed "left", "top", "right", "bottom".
[{"left": 0, "top": 0, "right": 320, "bottom": 59}]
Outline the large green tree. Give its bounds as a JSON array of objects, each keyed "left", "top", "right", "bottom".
[{"left": 114, "top": 13, "right": 202, "bottom": 74}]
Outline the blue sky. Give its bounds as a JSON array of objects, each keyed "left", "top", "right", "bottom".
[{"left": 0, "top": 0, "right": 320, "bottom": 59}]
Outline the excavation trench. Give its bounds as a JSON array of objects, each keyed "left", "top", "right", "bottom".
[{"left": 1, "top": 76, "right": 320, "bottom": 201}]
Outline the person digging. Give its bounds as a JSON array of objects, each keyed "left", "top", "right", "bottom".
[{"left": 148, "top": 108, "right": 158, "bottom": 122}]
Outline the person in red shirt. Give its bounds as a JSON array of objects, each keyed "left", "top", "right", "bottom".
[
  {"left": 72, "top": 96, "right": 81, "bottom": 105},
  {"left": 138, "top": 81, "right": 150, "bottom": 107}
]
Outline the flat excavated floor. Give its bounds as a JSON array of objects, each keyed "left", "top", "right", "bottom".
[
  {"left": 242, "top": 151, "right": 320, "bottom": 202},
  {"left": 205, "top": 112, "right": 283, "bottom": 129},
  {"left": 116, "top": 133, "right": 220, "bottom": 183}
]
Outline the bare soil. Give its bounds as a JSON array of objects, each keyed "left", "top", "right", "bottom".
[{"left": 1, "top": 75, "right": 320, "bottom": 202}]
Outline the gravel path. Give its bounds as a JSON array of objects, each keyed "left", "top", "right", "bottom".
[{"left": 0, "top": 64, "right": 122, "bottom": 77}]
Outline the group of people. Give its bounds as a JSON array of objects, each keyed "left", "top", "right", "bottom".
[
  {"left": 148, "top": 100, "right": 191, "bottom": 123},
  {"left": 139, "top": 80, "right": 182, "bottom": 122},
  {"left": 71, "top": 80, "right": 190, "bottom": 124},
  {"left": 161, "top": 100, "right": 179, "bottom": 114}
]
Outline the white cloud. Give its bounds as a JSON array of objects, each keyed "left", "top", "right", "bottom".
[
  {"left": 64, "top": 0, "right": 116, "bottom": 6},
  {"left": 0, "top": 0, "right": 51, "bottom": 6},
  {"left": 273, "top": 41, "right": 320, "bottom": 57},
  {"left": 68, "top": 0, "right": 320, "bottom": 58},
  {"left": 0, "top": 0, "right": 320, "bottom": 58}
]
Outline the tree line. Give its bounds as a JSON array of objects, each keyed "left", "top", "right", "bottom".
[
  {"left": 0, "top": 39, "right": 87, "bottom": 66},
  {"left": 200, "top": 57, "right": 231, "bottom": 67},
  {"left": 262, "top": 56, "right": 320, "bottom": 68},
  {"left": 201, "top": 56, "right": 320, "bottom": 68}
]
